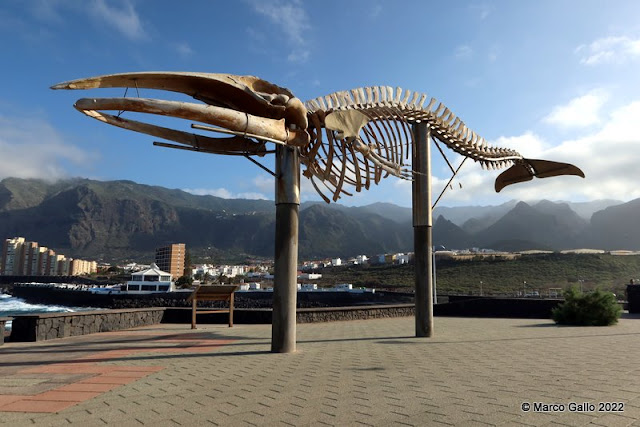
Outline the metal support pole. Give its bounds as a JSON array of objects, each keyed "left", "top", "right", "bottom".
[
  {"left": 272, "top": 144, "right": 300, "bottom": 353},
  {"left": 412, "top": 122, "right": 434, "bottom": 337}
]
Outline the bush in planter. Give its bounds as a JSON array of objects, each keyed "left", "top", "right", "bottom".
[{"left": 552, "top": 286, "right": 621, "bottom": 326}]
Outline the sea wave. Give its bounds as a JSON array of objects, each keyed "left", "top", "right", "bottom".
[{"left": 0, "top": 291, "right": 100, "bottom": 331}]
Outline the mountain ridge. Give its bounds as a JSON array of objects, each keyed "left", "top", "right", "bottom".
[{"left": 0, "top": 177, "right": 637, "bottom": 262}]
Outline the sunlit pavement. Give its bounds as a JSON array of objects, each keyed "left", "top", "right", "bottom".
[{"left": 1, "top": 315, "right": 640, "bottom": 426}]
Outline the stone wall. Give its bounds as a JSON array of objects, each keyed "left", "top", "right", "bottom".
[
  {"left": 10, "top": 308, "right": 165, "bottom": 342},
  {"left": 296, "top": 305, "right": 414, "bottom": 323},
  {"left": 163, "top": 304, "right": 415, "bottom": 325},
  {"left": 0, "top": 317, "right": 8, "bottom": 345}
]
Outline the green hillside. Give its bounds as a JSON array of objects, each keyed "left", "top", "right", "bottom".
[{"left": 316, "top": 253, "right": 640, "bottom": 296}]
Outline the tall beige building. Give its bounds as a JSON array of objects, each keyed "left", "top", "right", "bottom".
[
  {"left": 1, "top": 237, "right": 25, "bottom": 275},
  {"left": 155, "top": 243, "right": 186, "bottom": 279},
  {"left": 22, "top": 241, "right": 39, "bottom": 276},
  {"left": 1, "top": 236, "right": 97, "bottom": 276},
  {"left": 44, "top": 249, "right": 56, "bottom": 276},
  {"left": 70, "top": 259, "right": 96, "bottom": 276}
]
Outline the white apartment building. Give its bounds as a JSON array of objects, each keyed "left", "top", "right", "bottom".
[
  {"left": 395, "top": 253, "right": 410, "bottom": 265},
  {"left": 223, "top": 265, "right": 246, "bottom": 277},
  {"left": 355, "top": 255, "right": 368, "bottom": 264},
  {"left": 193, "top": 264, "right": 247, "bottom": 279}
]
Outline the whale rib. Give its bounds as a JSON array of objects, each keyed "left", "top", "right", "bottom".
[{"left": 303, "top": 86, "right": 584, "bottom": 201}]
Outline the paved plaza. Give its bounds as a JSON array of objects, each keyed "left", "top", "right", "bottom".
[{"left": 1, "top": 315, "right": 640, "bottom": 426}]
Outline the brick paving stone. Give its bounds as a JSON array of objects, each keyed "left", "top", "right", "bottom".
[
  {"left": 76, "top": 375, "right": 138, "bottom": 385},
  {"left": 54, "top": 383, "right": 120, "bottom": 393},
  {"left": 30, "top": 390, "right": 100, "bottom": 402},
  {"left": 0, "top": 394, "right": 31, "bottom": 407},
  {"left": 1, "top": 399, "right": 78, "bottom": 413}
]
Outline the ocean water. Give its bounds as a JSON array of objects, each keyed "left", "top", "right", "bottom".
[{"left": 0, "top": 292, "right": 99, "bottom": 331}]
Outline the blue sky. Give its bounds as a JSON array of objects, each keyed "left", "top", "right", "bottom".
[{"left": 1, "top": 0, "right": 640, "bottom": 208}]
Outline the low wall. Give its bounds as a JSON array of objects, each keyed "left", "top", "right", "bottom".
[
  {"left": 627, "top": 285, "right": 640, "bottom": 314},
  {"left": 163, "top": 305, "right": 415, "bottom": 324},
  {"left": 297, "top": 305, "right": 414, "bottom": 323},
  {"left": 434, "top": 296, "right": 562, "bottom": 318},
  {"left": 0, "top": 317, "right": 9, "bottom": 345},
  {"left": 6, "top": 297, "right": 566, "bottom": 342},
  {"left": 165, "top": 298, "right": 563, "bottom": 324},
  {"left": 10, "top": 308, "right": 165, "bottom": 342}
]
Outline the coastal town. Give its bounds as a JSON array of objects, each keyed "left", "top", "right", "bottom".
[
  {"left": 3, "top": 235, "right": 638, "bottom": 297},
  {"left": 0, "top": 235, "right": 418, "bottom": 286}
]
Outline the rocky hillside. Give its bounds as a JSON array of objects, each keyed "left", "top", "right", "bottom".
[{"left": 0, "top": 177, "right": 637, "bottom": 262}]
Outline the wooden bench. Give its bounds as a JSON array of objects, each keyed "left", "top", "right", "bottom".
[{"left": 187, "top": 285, "right": 239, "bottom": 329}]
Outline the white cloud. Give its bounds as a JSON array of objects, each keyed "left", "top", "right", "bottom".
[
  {"left": 454, "top": 45, "right": 473, "bottom": 60},
  {"left": 0, "top": 114, "right": 94, "bottom": 181},
  {"left": 249, "top": 0, "right": 311, "bottom": 63},
  {"left": 576, "top": 36, "right": 640, "bottom": 66},
  {"left": 170, "top": 42, "right": 193, "bottom": 58},
  {"left": 184, "top": 175, "right": 280, "bottom": 200},
  {"left": 493, "top": 132, "right": 549, "bottom": 158},
  {"left": 252, "top": 173, "right": 318, "bottom": 202},
  {"left": 469, "top": 3, "right": 492, "bottom": 20},
  {"left": 252, "top": 175, "right": 273, "bottom": 194},
  {"left": 449, "top": 100, "right": 640, "bottom": 203},
  {"left": 239, "top": 192, "right": 269, "bottom": 200},
  {"left": 88, "top": 0, "right": 147, "bottom": 41},
  {"left": 384, "top": 134, "right": 555, "bottom": 206},
  {"left": 183, "top": 187, "right": 269, "bottom": 200},
  {"left": 369, "top": 96, "right": 640, "bottom": 207},
  {"left": 543, "top": 90, "right": 609, "bottom": 129},
  {"left": 251, "top": 0, "right": 309, "bottom": 45}
]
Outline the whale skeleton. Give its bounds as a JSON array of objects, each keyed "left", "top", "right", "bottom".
[{"left": 53, "top": 72, "right": 584, "bottom": 203}]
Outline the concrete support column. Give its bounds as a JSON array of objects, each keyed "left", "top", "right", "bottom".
[
  {"left": 412, "top": 122, "right": 434, "bottom": 337},
  {"left": 272, "top": 144, "right": 300, "bottom": 353}
]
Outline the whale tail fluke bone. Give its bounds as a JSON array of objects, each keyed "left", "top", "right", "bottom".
[{"left": 495, "top": 159, "right": 585, "bottom": 193}]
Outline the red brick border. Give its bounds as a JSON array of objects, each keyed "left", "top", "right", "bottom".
[{"left": 0, "top": 334, "right": 232, "bottom": 413}]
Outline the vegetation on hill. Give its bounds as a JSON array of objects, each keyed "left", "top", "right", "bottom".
[{"left": 315, "top": 253, "right": 639, "bottom": 296}]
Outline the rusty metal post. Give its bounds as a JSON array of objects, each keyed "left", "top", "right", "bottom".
[
  {"left": 272, "top": 144, "right": 300, "bottom": 353},
  {"left": 412, "top": 122, "right": 434, "bottom": 337}
]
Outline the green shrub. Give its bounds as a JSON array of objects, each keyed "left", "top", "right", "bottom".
[
  {"left": 175, "top": 275, "right": 194, "bottom": 289},
  {"left": 552, "top": 286, "right": 621, "bottom": 326}
]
